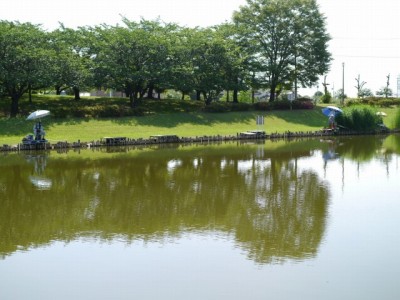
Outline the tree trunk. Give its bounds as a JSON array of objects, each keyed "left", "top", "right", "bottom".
[
  {"left": 28, "top": 85, "right": 32, "bottom": 103},
  {"left": 196, "top": 90, "right": 201, "bottom": 101},
  {"left": 73, "top": 87, "right": 81, "bottom": 100},
  {"left": 147, "top": 83, "right": 154, "bottom": 99},
  {"left": 139, "top": 89, "right": 146, "bottom": 99},
  {"left": 181, "top": 92, "right": 185, "bottom": 100},
  {"left": 125, "top": 87, "right": 131, "bottom": 98},
  {"left": 226, "top": 90, "right": 230, "bottom": 102},
  {"left": 129, "top": 92, "right": 135, "bottom": 108},
  {"left": 10, "top": 94, "right": 20, "bottom": 118},
  {"left": 269, "top": 84, "right": 276, "bottom": 102},
  {"left": 233, "top": 89, "right": 238, "bottom": 103},
  {"left": 204, "top": 92, "right": 212, "bottom": 105}
]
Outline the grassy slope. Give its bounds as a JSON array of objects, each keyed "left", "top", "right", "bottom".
[
  {"left": 0, "top": 96, "right": 398, "bottom": 145},
  {"left": 0, "top": 110, "right": 327, "bottom": 145}
]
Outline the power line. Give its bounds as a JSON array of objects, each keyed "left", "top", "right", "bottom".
[
  {"left": 332, "top": 36, "right": 400, "bottom": 41},
  {"left": 334, "top": 54, "right": 400, "bottom": 59}
]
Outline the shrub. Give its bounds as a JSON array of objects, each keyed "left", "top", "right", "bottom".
[
  {"left": 292, "top": 99, "right": 314, "bottom": 110},
  {"left": 230, "top": 102, "right": 251, "bottom": 112},
  {"left": 321, "top": 93, "right": 332, "bottom": 104},
  {"left": 269, "top": 100, "right": 292, "bottom": 110},
  {"left": 203, "top": 102, "right": 231, "bottom": 113},
  {"left": 52, "top": 107, "right": 69, "bottom": 118},
  {"left": 394, "top": 107, "right": 400, "bottom": 129},
  {"left": 336, "top": 106, "right": 380, "bottom": 131},
  {"left": 344, "top": 99, "right": 360, "bottom": 107},
  {"left": 98, "top": 105, "right": 121, "bottom": 118},
  {"left": 360, "top": 97, "right": 400, "bottom": 107},
  {"left": 253, "top": 101, "right": 272, "bottom": 111}
]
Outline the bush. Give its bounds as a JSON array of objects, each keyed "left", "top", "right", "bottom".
[
  {"left": 98, "top": 105, "right": 121, "bottom": 118},
  {"left": 269, "top": 100, "right": 292, "bottom": 110},
  {"left": 203, "top": 102, "right": 230, "bottom": 113},
  {"left": 394, "top": 107, "right": 400, "bottom": 129},
  {"left": 230, "top": 102, "right": 251, "bottom": 112},
  {"left": 321, "top": 93, "right": 332, "bottom": 104},
  {"left": 253, "top": 101, "right": 272, "bottom": 111},
  {"left": 360, "top": 97, "right": 400, "bottom": 107},
  {"left": 253, "top": 99, "right": 314, "bottom": 111},
  {"left": 292, "top": 99, "right": 314, "bottom": 109},
  {"left": 336, "top": 106, "right": 380, "bottom": 131}
]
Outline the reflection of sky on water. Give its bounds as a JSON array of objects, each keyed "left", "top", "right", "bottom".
[
  {"left": 26, "top": 154, "right": 52, "bottom": 190},
  {"left": 1, "top": 138, "right": 400, "bottom": 300},
  {"left": 29, "top": 175, "right": 52, "bottom": 190}
]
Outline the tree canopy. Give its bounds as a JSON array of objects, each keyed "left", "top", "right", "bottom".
[
  {"left": 0, "top": 21, "right": 55, "bottom": 116},
  {"left": 233, "top": 0, "right": 331, "bottom": 101},
  {"left": 0, "top": 3, "right": 332, "bottom": 116}
]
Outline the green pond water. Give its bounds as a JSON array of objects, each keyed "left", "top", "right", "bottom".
[{"left": 0, "top": 135, "right": 399, "bottom": 300}]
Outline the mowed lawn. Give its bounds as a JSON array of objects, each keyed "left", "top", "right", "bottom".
[
  {"left": 0, "top": 109, "right": 328, "bottom": 145},
  {"left": 0, "top": 105, "right": 398, "bottom": 145}
]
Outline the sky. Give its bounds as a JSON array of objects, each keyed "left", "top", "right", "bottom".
[{"left": 1, "top": 0, "right": 400, "bottom": 97}]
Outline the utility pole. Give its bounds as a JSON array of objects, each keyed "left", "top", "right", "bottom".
[
  {"left": 397, "top": 74, "right": 400, "bottom": 97},
  {"left": 342, "top": 62, "right": 345, "bottom": 105}
]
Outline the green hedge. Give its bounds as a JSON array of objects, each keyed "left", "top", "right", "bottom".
[
  {"left": 254, "top": 99, "right": 314, "bottom": 111},
  {"left": 394, "top": 107, "right": 400, "bottom": 129},
  {"left": 346, "top": 97, "right": 400, "bottom": 107},
  {"left": 336, "top": 106, "right": 381, "bottom": 131}
]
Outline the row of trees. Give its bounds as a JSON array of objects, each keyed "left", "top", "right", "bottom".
[{"left": 0, "top": 0, "right": 331, "bottom": 117}]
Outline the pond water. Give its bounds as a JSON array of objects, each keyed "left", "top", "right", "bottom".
[{"left": 1, "top": 135, "right": 399, "bottom": 300}]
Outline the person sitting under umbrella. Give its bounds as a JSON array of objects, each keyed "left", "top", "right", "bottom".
[
  {"left": 328, "top": 113, "right": 336, "bottom": 129},
  {"left": 33, "top": 121, "right": 46, "bottom": 140}
]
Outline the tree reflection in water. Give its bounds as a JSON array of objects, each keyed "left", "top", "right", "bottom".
[{"left": 1, "top": 138, "right": 357, "bottom": 264}]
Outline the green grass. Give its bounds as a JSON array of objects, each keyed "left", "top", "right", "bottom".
[
  {"left": 0, "top": 95, "right": 399, "bottom": 145},
  {"left": 0, "top": 110, "right": 328, "bottom": 145}
]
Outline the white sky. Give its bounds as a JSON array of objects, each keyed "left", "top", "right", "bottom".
[{"left": 1, "top": 0, "right": 400, "bottom": 97}]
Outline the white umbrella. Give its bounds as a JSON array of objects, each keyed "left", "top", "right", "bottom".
[
  {"left": 26, "top": 110, "right": 50, "bottom": 120},
  {"left": 376, "top": 111, "right": 387, "bottom": 117}
]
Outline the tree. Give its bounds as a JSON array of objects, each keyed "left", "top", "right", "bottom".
[
  {"left": 187, "top": 28, "right": 233, "bottom": 104},
  {"left": 122, "top": 18, "right": 178, "bottom": 99},
  {"left": 354, "top": 74, "right": 367, "bottom": 98},
  {"left": 313, "top": 90, "right": 323, "bottom": 103},
  {"left": 49, "top": 25, "right": 94, "bottom": 100},
  {"left": 376, "top": 74, "right": 393, "bottom": 98},
  {"left": 233, "top": 0, "right": 331, "bottom": 101},
  {"left": 92, "top": 20, "right": 177, "bottom": 107},
  {"left": 168, "top": 27, "right": 197, "bottom": 100},
  {"left": 0, "top": 21, "right": 55, "bottom": 117},
  {"left": 214, "top": 23, "right": 250, "bottom": 103},
  {"left": 358, "top": 88, "right": 373, "bottom": 98},
  {"left": 335, "top": 88, "right": 347, "bottom": 100}
]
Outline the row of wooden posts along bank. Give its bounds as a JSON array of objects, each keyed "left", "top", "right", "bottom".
[{"left": 1, "top": 129, "right": 399, "bottom": 152}]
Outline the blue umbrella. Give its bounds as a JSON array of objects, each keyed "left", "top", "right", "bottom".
[{"left": 322, "top": 106, "right": 343, "bottom": 117}]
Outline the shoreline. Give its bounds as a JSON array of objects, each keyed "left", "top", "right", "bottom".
[{"left": 1, "top": 129, "right": 399, "bottom": 153}]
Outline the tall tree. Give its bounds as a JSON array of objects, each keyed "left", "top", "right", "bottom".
[
  {"left": 49, "top": 25, "right": 94, "bottom": 100},
  {"left": 122, "top": 18, "right": 178, "bottom": 99},
  {"left": 214, "top": 23, "right": 250, "bottom": 103},
  {"left": 189, "top": 28, "right": 232, "bottom": 105},
  {"left": 92, "top": 20, "right": 175, "bottom": 107},
  {"left": 169, "top": 27, "right": 197, "bottom": 100},
  {"left": 233, "top": 0, "right": 331, "bottom": 101},
  {"left": 0, "top": 21, "right": 54, "bottom": 116}
]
